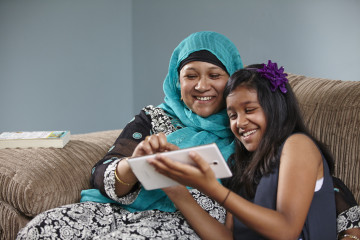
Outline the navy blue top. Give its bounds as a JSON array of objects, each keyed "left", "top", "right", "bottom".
[{"left": 233, "top": 138, "right": 337, "bottom": 240}]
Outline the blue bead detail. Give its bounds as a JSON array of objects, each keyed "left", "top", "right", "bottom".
[
  {"left": 103, "top": 159, "right": 113, "bottom": 164},
  {"left": 108, "top": 145, "right": 115, "bottom": 152},
  {"left": 133, "top": 132, "right": 142, "bottom": 139}
]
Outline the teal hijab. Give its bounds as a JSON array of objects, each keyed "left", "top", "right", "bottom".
[
  {"left": 159, "top": 31, "right": 243, "bottom": 159},
  {"left": 81, "top": 31, "right": 243, "bottom": 212}
]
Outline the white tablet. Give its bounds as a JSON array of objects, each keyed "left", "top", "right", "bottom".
[{"left": 127, "top": 143, "right": 232, "bottom": 190}]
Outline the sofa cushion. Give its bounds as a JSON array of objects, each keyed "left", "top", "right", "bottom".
[
  {"left": 288, "top": 74, "right": 360, "bottom": 203},
  {"left": 0, "top": 129, "right": 121, "bottom": 218},
  {"left": 0, "top": 200, "right": 29, "bottom": 240}
]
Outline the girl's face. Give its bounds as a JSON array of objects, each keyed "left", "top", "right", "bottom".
[
  {"left": 226, "top": 86, "right": 267, "bottom": 152},
  {"left": 179, "top": 61, "right": 229, "bottom": 117}
]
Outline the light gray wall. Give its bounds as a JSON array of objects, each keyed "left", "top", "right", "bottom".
[
  {"left": 1, "top": 0, "right": 359, "bottom": 134},
  {"left": 0, "top": 0, "right": 133, "bottom": 134},
  {"left": 133, "top": 0, "right": 360, "bottom": 111}
]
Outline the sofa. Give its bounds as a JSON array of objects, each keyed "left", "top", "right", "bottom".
[{"left": 1, "top": 73, "right": 359, "bottom": 240}]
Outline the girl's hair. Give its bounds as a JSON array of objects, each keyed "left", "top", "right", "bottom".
[{"left": 223, "top": 64, "right": 334, "bottom": 198}]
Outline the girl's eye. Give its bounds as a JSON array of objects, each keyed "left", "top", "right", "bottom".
[
  {"left": 245, "top": 108, "right": 256, "bottom": 113},
  {"left": 228, "top": 113, "right": 236, "bottom": 120}
]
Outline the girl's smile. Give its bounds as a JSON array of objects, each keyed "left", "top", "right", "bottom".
[{"left": 241, "top": 129, "right": 258, "bottom": 139}]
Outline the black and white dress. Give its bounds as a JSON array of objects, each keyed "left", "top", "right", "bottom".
[{"left": 17, "top": 105, "right": 227, "bottom": 239}]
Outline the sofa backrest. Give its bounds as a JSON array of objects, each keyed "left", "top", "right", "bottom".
[{"left": 288, "top": 74, "right": 360, "bottom": 203}]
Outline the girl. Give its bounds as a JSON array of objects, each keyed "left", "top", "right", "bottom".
[{"left": 149, "top": 61, "right": 337, "bottom": 239}]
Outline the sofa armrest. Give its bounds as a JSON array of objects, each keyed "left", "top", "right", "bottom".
[
  {"left": 0, "top": 129, "right": 121, "bottom": 217},
  {"left": 288, "top": 74, "right": 360, "bottom": 203}
]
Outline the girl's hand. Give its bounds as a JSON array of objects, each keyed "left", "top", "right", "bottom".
[
  {"left": 148, "top": 151, "right": 220, "bottom": 194},
  {"left": 132, "top": 133, "right": 179, "bottom": 157},
  {"left": 161, "top": 184, "right": 233, "bottom": 240},
  {"left": 162, "top": 185, "right": 190, "bottom": 199}
]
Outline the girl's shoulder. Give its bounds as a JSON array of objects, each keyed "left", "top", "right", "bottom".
[
  {"left": 281, "top": 133, "right": 322, "bottom": 162},
  {"left": 283, "top": 133, "right": 317, "bottom": 147}
]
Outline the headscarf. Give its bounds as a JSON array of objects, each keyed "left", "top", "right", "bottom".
[
  {"left": 159, "top": 31, "right": 243, "bottom": 161},
  {"left": 178, "top": 50, "right": 228, "bottom": 74},
  {"left": 81, "top": 31, "right": 243, "bottom": 213}
]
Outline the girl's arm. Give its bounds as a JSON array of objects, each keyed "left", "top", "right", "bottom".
[
  {"left": 163, "top": 185, "right": 233, "bottom": 240},
  {"left": 149, "top": 134, "right": 323, "bottom": 240}
]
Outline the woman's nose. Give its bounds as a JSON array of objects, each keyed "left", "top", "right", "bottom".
[{"left": 195, "top": 77, "right": 210, "bottom": 91}]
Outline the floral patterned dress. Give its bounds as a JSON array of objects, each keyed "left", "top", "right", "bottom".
[{"left": 17, "top": 105, "right": 227, "bottom": 240}]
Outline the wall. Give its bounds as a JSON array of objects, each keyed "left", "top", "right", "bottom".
[
  {"left": 0, "top": 0, "right": 133, "bottom": 134},
  {"left": 132, "top": 0, "right": 360, "bottom": 111},
  {"left": 1, "top": 0, "right": 359, "bottom": 134}
]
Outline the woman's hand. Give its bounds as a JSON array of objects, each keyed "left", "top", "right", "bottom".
[
  {"left": 115, "top": 133, "right": 178, "bottom": 197},
  {"left": 132, "top": 133, "right": 179, "bottom": 157},
  {"left": 148, "top": 150, "right": 220, "bottom": 194}
]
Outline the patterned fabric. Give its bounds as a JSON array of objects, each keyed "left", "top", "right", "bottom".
[
  {"left": 337, "top": 205, "right": 360, "bottom": 233},
  {"left": 104, "top": 158, "right": 140, "bottom": 205},
  {"left": 144, "top": 105, "right": 177, "bottom": 135},
  {"left": 17, "top": 189, "right": 226, "bottom": 240}
]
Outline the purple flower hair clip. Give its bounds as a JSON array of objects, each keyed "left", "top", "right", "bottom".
[{"left": 257, "top": 60, "right": 288, "bottom": 93}]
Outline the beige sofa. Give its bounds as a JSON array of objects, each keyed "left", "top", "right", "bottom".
[{"left": 1, "top": 73, "right": 359, "bottom": 240}]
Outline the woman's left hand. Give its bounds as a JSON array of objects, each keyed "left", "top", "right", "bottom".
[{"left": 148, "top": 151, "right": 220, "bottom": 194}]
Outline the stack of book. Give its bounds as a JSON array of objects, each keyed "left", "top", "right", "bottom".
[{"left": 0, "top": 131, "right": 71, "bottom": 149}]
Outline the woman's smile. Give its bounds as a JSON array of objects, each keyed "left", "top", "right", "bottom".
[{"left": 195, "top": 96, "right": 214, "bottom": 101}]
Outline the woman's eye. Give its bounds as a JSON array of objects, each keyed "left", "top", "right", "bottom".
[
  {"left": 186, "top": 75, "right": 197, "bottom": 80},
  {"left": 210, "top": 74, "right": 220, "bottom": 79}
]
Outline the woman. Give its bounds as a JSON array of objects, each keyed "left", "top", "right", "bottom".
[{"left": 17, "top": 31, "right": 243, "bottom": 239}]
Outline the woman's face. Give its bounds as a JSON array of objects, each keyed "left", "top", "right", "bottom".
[
  {"left": 179, "top": 61, "right": 229, "bottom": 117},
  {"left": 226, "top": 86, "right": 267, "bottom": 152}
]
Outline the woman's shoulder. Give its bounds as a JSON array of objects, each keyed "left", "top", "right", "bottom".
[
  {"left": 143, "top": 105, "right": 170, "bottom": 118},
  {"left": 142, "top": 105, "right": 180, "bottom": 134},
  {"left": 143, "top": 104, "right": 163, "bottom": 112},
  {"left": 142, "top": 105, "right": 172, "bottom": 120}
]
